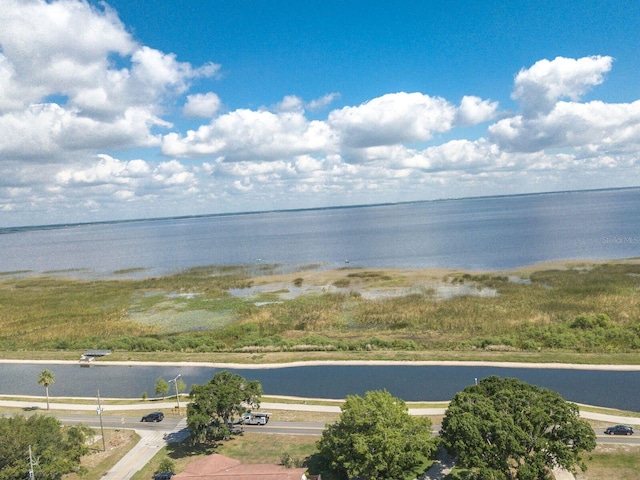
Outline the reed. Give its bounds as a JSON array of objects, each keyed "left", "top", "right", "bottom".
[{"left": 1, "top": 262, "right": 639, "bottom": 355}]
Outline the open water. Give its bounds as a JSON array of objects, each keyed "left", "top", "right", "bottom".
[
  {"left": 1, "top": 187, "right": 639, "bottom": 407},
  {"left": 1, "top": 187, "right": 639, "bottom": 277}
]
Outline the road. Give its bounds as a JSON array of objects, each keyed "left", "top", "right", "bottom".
[
  {"left": 3, "top": 398, "right": 640, "bottom": 479},
  {"left": 58, "top": 412, "right": 640, "bottom": 444}
]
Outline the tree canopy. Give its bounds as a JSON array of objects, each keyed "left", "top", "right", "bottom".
[
  {"left": 317, "top": 389, "right": 436, "bottom": 480},
  {"left": 0, "top": 414, "right": 93, "bottom": 480},
  {"left": 439, "top": 376, "right": 596, "bottom": 480},
  {"left": 187, "top": 370, "right": 262, "bottom": 443}
]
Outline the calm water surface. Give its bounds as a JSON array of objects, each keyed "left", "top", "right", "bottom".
[
  {"left": 1, "top": 188, "right": 639, "bottom": 277},
  {"left": 1, "top": 363, "right": 638, "bottom": 412}
]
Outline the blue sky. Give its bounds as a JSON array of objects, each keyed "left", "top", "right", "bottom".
[{"left": 1, "top": 0, "right": 639, "bottom": 227}]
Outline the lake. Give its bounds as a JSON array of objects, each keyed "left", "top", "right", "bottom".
[
  {"left": 1, "top": 187, "right": 639, "bottom": 277},
  {"left": 1, "top": 188, "right": 639, "bottom": 411}
]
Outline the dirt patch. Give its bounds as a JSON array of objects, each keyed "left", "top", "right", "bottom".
[{"left": 229, "top": 268, "right": 498, "bottom": 302}]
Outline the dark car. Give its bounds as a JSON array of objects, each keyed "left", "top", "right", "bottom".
[
  {"left": 604, "top": 425, "right": 634, "bottom": 435},
  {"left": 154, "top": 473, "right": 173, "bottom": 480},
  {"left": 141, "top": 411, "right": 164, "bottom": 422}
]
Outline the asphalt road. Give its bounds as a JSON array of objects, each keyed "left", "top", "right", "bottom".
[{"left": 49, "top": 411, "right": 640, "bottom": 445}]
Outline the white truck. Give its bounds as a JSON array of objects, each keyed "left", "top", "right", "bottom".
[{"left": 241, "top": 412, "right": 271, "bottom": 425}]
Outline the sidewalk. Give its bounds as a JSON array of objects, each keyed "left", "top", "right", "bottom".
[{"left": 101, "top": 419, "right": 189, "bottom": 480}]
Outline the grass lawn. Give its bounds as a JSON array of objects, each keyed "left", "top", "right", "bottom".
[
  {"left": 132, "top": 433, "right": 323, "bottom": 480},
  {"left": 576, "top": 444, "right": 640, "bottom": 480}
]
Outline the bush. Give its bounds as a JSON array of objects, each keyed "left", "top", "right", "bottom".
[{"left": 157, "top": 457, "right": 175, "bottom": 474}]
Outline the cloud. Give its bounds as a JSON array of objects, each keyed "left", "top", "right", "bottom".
[
  {"left": 0, "top": 102, "right": 166, "bottom": 161},
  {"left": 307, "top": 92, "right": 341, "bottom": 111},
  {"left": 0, "top": 0, "right": 217, "bottom": 162},
  {"left": 55, "top": 155, "right": 197, "bottom": 197},
  {"left": 512, "top": 55, "right": 613, "bottom": 116},
  {"left": 489, "top": 99, "right": 640, "bottom": 153},
  {"left": 164, "top": 91, "right": 500, "bottom": 162},
  {"left": 455, "top": 95, "right": 499, "bottom": 125},
  {"left": 162, "top": 107, "right": 338, "bottom": 161},
  {"left": 488, "top": 56, "right": 639, "bottom": 154},
  {"left": 0, "top": 0, "right": 135, "bottom": 111},
  {"left": 328, "top": 92, "right": 457, "bottom": 148},
  {"left": 184, "top": 92, "right": 222, "bottom": 118},
  {"left": 0, "top": 3, "right": 638, "bottom": 226}
]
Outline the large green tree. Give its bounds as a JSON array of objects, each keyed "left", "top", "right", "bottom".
[
  {"left": 38, "top": 369, "right": 55, "bottom": 410},
  {"left": 317, "top": 390, "right": 436, "bottom": 480},
  {"left": 0, "top": 414, "right": 93, "bottom": 480},
  {"left": 440, "top": 376, "right": 596, "bottom": 480},
  {"left": 187, "top": 370, "right": 262, "bottom": 443}
]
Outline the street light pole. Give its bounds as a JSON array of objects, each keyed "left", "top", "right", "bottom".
[
  {"left": 169, "top": 374, "right": 182, "bottom": 410},
  {"left": 97, "top": 390, "right": 106, "bottom": 452}
]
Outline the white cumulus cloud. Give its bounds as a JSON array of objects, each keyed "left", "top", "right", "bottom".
[
  {"left": 184, "top": 92, "right": 222, "bottom": 118},
  {"left": 0, "top": 0, "right": 217, "bottom": 162},
  {"left": 162, "top": 106, "right": 338, "bottom": 161},
  {"left": 328, "top": 92, "right": 457, "bottom": 148},
  {"left": 512, "top": 55, "right": 613, "bottom": 116}
]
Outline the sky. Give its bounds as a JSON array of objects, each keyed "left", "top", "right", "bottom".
[{"left": 1, "top": 0, "right": 639, "bottom": 227}]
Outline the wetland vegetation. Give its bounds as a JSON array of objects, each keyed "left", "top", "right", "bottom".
[{"left": 1, "top": 260, "right": 640, "bottom": 361}]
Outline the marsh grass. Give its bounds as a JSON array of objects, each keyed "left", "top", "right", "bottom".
[{"left": 2, "top": 261, "right": 640, "bottom": 355}]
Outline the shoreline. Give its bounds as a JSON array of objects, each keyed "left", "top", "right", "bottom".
[{"left": 3, "top": 358, "right": 640, "bottom": 371}]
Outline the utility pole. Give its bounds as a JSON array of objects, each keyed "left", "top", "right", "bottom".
[
  {"left": 28, "top": 445, "right": 35, "bottom": 479},
  {"left": 97, "top": 390, "right": 106, "bottom": 452}
]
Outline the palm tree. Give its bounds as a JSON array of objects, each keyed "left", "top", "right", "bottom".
[{"left": 38, "top": 369, "right": 55, "bottom": 410}]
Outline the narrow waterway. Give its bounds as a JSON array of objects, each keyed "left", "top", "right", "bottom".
[{"left": 2, "top": 363, "right": 639, "bottom": 411}]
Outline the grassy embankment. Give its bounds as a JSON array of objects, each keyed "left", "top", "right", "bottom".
[{"left": 2, "top": 260, "right": 640, "bottom": 362}]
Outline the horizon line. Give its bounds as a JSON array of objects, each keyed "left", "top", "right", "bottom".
[{"left": 2, "top": 185, "right": 639, "bottom": 233}]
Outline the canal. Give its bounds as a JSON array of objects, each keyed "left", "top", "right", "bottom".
[{"left": 2, "top": 362, "right": 639, "bottom": 411}]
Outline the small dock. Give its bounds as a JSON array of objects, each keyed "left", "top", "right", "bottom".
[{"left": 80, "top": 349, "right": 111, "bottom": 363}]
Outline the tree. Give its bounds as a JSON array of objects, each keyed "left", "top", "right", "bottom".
[
  {"left": 38, "top": 369, "right": 55, "bottom": 410},
  {"left": 0, "top": 414, "right": 93, "bottom": 479},
  {"left": 157, "top": 457, "right": 176, "bottom": 474},
  {"left": 317, "top": 390, "right": 436, "bottom": 480},
  {"left": 155, "top": 377, "right": 170, "bottom": 399},
  {"left": 176, "top": 377, "right": 187, "bottom": 396},
  {"left": 187, "top": 370, "right": 262, "bottom": 443},
  {"left": 440, "top": 376, "right": 596, "bottom": 480}
]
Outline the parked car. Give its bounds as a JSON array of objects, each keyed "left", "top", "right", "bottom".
[
  {"left": 154, "top": 473, "right": 173, "bottom": 480},
  {"left": 141, "top": 411, "right": 164, "bottom": 422},
  {"left": 604, "top": 425, "right": 634, "bottom": 435}
]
